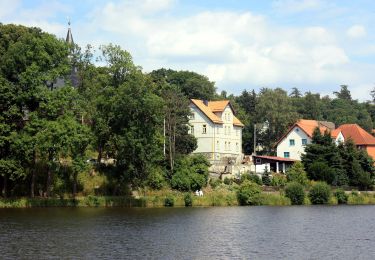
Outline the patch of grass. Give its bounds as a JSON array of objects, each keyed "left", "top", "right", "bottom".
[{"left": 260, "top": 193, "right": 291, "bottom": 206}]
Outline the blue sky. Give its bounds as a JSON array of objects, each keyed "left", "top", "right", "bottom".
[{"left": 1, "top": 0, "right": 374, "bottom": 100}]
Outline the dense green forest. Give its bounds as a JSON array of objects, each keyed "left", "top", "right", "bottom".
[{"left": 1, "top": 24, "right": 375, "bottom": 198}]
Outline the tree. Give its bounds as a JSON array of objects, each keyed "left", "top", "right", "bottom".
[
  {"left": 289, "top": 87, "right": 302, "bottom": 98},
  {"left": 160, "top": 86, "right": 197, "bottom": 176},
  {"left": 255, "top": 88, "right": 299, "bottom": 153},
  {"left": 150, "top": 68, "right": 217, "bottom": 100},
  {"left": 333, "top": 85, "right": 352, "bottom": 101}
]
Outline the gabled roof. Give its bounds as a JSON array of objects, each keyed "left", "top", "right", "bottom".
[
  {"left": 275, "top": 119, "right": 331, "bottom": 146},
  {"left": 208, "top": 100, "right": 236, "bottom": 114},
  {"left": 233, "top": 116, "right": 245, "bottom": 127},
  {"left": 337, "top": 124, "right": 375, "bottom": 145},
  {"left": 331, "top": 129, "right": 341, "bottom": 139},
  {"left": 190, "top": 99, "right": 244, "bottom": 127},
  {"left": 191, "top": 99, "right": 223, "bottom": 124}
]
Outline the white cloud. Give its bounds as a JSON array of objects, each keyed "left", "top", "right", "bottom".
[
  {"left": 1, "top": 0, "right": 374, "bottom": 100},
  {"left": 347, "top": 25, "right": 366, "bottom": 38},
  {"left": 0, "top": 0, "right": 20, "bottom": 19}
]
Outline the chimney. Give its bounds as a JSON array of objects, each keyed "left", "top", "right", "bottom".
[{"left": 203, "top": 100, "right": 209, "bottom": 106}]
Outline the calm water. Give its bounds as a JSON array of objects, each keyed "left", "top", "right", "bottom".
[{"left": 1, "top": 206, "right": 375, "bottom": 259}]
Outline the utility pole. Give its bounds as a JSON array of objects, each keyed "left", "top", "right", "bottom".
[
  {"left": 163, "top": 118, "right": 166, "bottom": 156},
  {"left": 253, "top": 123, "right": 256, "bottom": 155}
]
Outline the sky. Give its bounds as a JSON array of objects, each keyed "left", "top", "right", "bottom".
[{"left": 1, "top": 0, "right": 374, "bottom": 100}]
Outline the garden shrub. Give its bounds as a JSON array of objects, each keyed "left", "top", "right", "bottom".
[
  {"left": 285, "top": 182, "right": 305, "bottom": 205},
  {"left": 334, "top": 189, "right": 348, "bottom": 204},
  {"left": 146, "top": 168, "right": 165, "bottom": 190},
  {"left": 237, "top": 180, "right": 262, "bottom": 206},
  {"left": 262, "top": 173, "right": 271, "bottom": 186},
  {"left": 223, "top": 177, "right": 233, "bottom": 185},
  {"left": 286, "top": 161, "right": 309, "bottom": 186},
  {"left": 271, "top": 173, "right": 287, "bottom": 187},
  {"left": 164, "top": 195, "right": 175, "bottom": 207},
  {"left": 184, "top": 193, "right": 193, "bottom": 207},
  {"left": 209, "top": 178, "right": 222, "bottom": 189},
  {"left": 309, "top": 182, "right": 331, "bottom": 204},
  {"left": 171, "top": 170, "right": 191, "bottom": 191},
  {"left": 307, "top": 161, "right": 335, "bottom": 185},
  {"left": 171, "top": 155, "right": 210, "bottom": 191},
  {"left": 357, "top": 171, "right": 372, "bottom": 190},
  {"left": 241, "top": 173, "right": 262, "bottom": 185}
]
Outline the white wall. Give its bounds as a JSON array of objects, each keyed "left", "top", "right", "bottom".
[{"left": 276, "top": 126, "right": 311, "bottom": 160}]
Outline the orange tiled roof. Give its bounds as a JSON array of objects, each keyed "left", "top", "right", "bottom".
[
  {"left": 208, "top": 100, "right": 230, "bottom": 112},
  {"left": 233, "top": 115, "right": 245, "bottom": 127},
  {"left": 191, "top": 99, "right": 223, "bottom": 124},
  {"left": 337, "top": 124, "right": 375, "bottom": 145},
  {"left": 331, "top": 129, "right": 341, "bottom": 139},
  {"left": 190, "top": 99, "right": 244, "bottom": 127},
  {"left": 295, "top": 119, "right": 329, "bottom": 137},
  {"left": 275, "top": 119, "right": 333, "bottom": 147}
]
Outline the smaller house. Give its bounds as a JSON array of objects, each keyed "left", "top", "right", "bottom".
[
  {"left": 275, "top": 119, "right": 342, "bottom": 160},
  {"left": 252, "top": 155, "right": 296, "bottom": 174}
]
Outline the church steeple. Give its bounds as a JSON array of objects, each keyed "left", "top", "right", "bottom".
[{"left": 66, "top": 19, "right": 74, "bottom": 44}]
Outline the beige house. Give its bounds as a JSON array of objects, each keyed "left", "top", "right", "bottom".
[{"left": 189, "top": 99, "right": 244, "bottom": 173}]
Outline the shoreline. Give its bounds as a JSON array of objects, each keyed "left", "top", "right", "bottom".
[{"left": 1, "top": 189, "right": 375, "bottom": 208}]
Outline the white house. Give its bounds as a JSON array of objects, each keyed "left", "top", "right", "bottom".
[
  {"left": 276, "top": 119, "right": 344, "bottom": 160},
  {"left": 189, "top": 99, "right": 244, "bottom": 166}
]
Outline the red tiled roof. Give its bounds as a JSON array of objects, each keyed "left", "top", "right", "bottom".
[{"left": 337, "top": 124, "right": 375, "bottom": 145}]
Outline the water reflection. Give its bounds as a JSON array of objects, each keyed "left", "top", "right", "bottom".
[{"left": 1, "top": 206, "right": 375, "bottom": 259}]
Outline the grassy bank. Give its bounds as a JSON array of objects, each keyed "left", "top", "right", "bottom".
[{"left": 2, "top": 188, "right": 375, "bottom": 208}]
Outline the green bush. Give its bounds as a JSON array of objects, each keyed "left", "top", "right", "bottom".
[
  {"left": 146, "top": 168, "right": 165, "bottom": 190},
  {"left": 307, "top": 162, "right": 335, "bottom": 185},
  {"left": 286, "top": 162, "right": 309, "bottom": 186},
  {"left": 209, "top": 178, "right": 222, "bottom": 189},
  {"left": 285, "top": 182, "right": 305, "bottom": 205},
  {"left": 171, "top": 155, "right": 210, "bottom": 191},
  {"left": 237, "top": 180, "right": 262, "bottom": 206},
  {"left": 334, "top": 189, "right": 348, "bottom": 204},
  {"left": 164, "top": 195, "right": 175, "bottom": 207},
  {"left": 262, "top": 173, "right": 271, "bottom": 186},
  {"left": 223, "top": 177, "right": 233, "bottom": 185},
  {"left": 271, "top": 173, "right": 287, "bottom": 187},
  {"left": 357, "top": 171, "right": 372, "bottom": 190},
  {"left": 171, "top": 170, "right": 191, "bottom": 191},
  {"left": 184, "top": 193, "right": 193, "bottom": 207},
  {"left": 309, "top": 182, "right": 331, "bottom": 204}
]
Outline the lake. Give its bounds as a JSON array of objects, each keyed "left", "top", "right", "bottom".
[{"left": 1, "top": 206, "right": 375, "bottom": 259}]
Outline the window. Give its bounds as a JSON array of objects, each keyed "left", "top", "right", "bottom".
[
  {"left": 225, "top": 141, "right": 227, "bottom": 150},
  {"left": 189, "top": 113, "right": 195, "bottom": 120},
  {"left": 190, "top": 126, "right": 194, "bottom": 135},
  {"left": 289, "top": 139, "right": 295, "bottom": 146},
  {"left": 302, "top": 139, "right": 307, "bottom": 145},
  {"left": 202, "top": 124, "right": 207, "bottom": 134},
  {"left": 284, "top": 152, "right": 290, "bottom": 158},
  {"left": 228, "top": 126, "right": 231, "bottom": 135},
  {"left": 236, "top": 143, "right": 239, "bottom": 152},
  {"left": 236, "top": 129, "right": 238, "bottom": 136},
  {"left": 217, "top": 141, "right": 220, "bottom": 150},
  {"left": 228, "top": 142, "right": 231, "bottom": 151}
]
